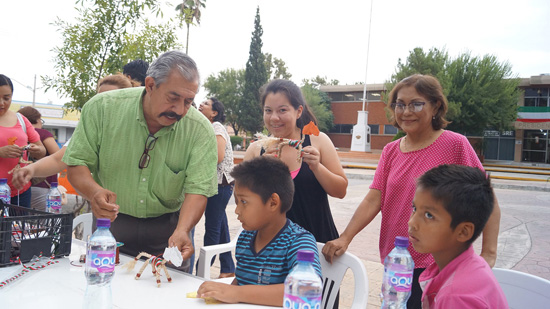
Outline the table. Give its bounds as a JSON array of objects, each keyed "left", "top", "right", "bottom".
[{"left": 0, "top": 240, "right": 276, "bottom": 308}]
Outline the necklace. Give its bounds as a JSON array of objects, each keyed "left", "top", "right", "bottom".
[{"left": 402, "top": 131, "right": 441, "bottom": 152}]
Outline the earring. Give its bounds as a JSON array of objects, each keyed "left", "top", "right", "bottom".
[{"left": 432, "top": 116, "right": 435, "bottom": 120}]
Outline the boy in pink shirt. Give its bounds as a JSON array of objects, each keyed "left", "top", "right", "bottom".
[{"left": 408, "top": 165, "right": 508, "bottom": 308}]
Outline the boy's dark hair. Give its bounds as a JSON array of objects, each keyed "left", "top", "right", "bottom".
[
  {"left": 123, "top": 59, "right": 149, "bottom": 86},
  {"left": 417, "top": 164, "right": 494, "bottom": 245},
  {"left": 230, "top": 156, "right": 294, "bottom": 213}
]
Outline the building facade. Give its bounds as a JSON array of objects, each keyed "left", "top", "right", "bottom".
[
  {"left": 10, "top": 100, "right": 80, "bottom": 146},
  {"left": 321, "top": 74, "right": 550, "bottom": 164}
]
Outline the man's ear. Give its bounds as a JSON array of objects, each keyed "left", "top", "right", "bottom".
[
  {"left": 268, "top": 193, "right": 282, "bottom": 213},
  {"left": 455, "top": 222, "right": 474, "bottom": 243},
  {"left": 144, "top": 76, "right": 155, "bottom": 93}
]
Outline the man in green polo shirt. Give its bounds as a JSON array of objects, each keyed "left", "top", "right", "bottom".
[{"left": 63, "top": 51, "right": 218, "bottom": 271}]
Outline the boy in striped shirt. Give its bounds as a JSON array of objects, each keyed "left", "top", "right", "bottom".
[{"left": 198, "top": 156, "right": 321, "bottom": 306}]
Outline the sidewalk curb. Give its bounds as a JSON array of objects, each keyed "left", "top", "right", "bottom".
[{"left": 344, "top": 172, "right": 550, "bottom": 193}]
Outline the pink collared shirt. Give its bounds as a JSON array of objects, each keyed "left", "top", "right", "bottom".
[{"left": 419, "top": 246, "right": 508, "bottom": 308}]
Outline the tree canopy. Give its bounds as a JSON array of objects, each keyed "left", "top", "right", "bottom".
[
  {"left": 301, "top": 84, "right": 334, "bottom": 133},
  {"left": 43, "top": 0, "right": 182, "bottom": 111},
  {"left": 386, "top": 47, "right": 520, "bottom": 135},
  {"left": 264, "top": 53, "right": 292, "bottom": 80},
  {"left": 240, "top": 7, "right": 268, "bottom": 134},
  {"left": 203, "top": 68, "right": 245, "bottom": 135},
  {"left": 175, "top": 0, "right": 206, "bottom": 55}
]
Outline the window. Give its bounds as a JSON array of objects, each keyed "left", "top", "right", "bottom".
[
  {"left": 524, "top": 87, "right": 550, "bottom": 107},
  {"left": 327, "top": 91, "right": 383, "bottom": 102},
  {"left": 329, "top": 124, "right": 354, "bottom": 134},
  {"left": 368, "top": 124, "right": 379, "bottom": 134},
  {"left": 384, "top": 125, "right": 398, "bottom": 135}
]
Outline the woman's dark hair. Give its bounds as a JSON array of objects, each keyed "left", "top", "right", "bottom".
[
  {"left": 18, "top": 106, "right": 42, "bottom": 124},
  {"left": 260, "top": 79, "right": 317, "bottom": 129},
  {"left": 0, "top": 74, "right": 14, "bottom": 93},
  {"left": 210, "top": 97, "right": 226, "bottom": 123},
  {"left": 387, "top": 74, "right": 449, "bottom": 130}
]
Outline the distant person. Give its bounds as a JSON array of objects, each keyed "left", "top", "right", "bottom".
[
  {"left": 17, "top": 106, "right": 61, "bottom": 211},
  {"left": 197, "top": 156, "right": 321, "bottom": 306},
  {"left": 0, "top": 74, "right": 46, "bottom": 208},
  {"left": 123, "top": 59, "right": 149, "bottom": 86},
  {"left": 410, "top": 164, "right": 507, "bottom": 308},
  {"left": 198, "top": 97, "right": 235, "bottom": 278},
  {"left": 12, "top": 72, "right": 137, "bottom": 194},
  {"left": 322, "top": 74, "right": 501, "bottom": 308},
  {"left": 62, "top": 51, "right": 218, "bottom": 272},
  {"left": 97, "top": 73, "right": 137, "bottom": 93},
  {"left": 244, "top": 79, "right": 348, "bottom": 245}
]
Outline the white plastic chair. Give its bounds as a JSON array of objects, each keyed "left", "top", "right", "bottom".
[
  {"left": 72, "top": 212, "right": 93, "bottom": 241},
  {"left": 317, "top": 242, "right": 369, "bottom": 309},
  {"left": 196, "top": 228, "right": 243, "bottom": 279},
  {"left": 492, "top": 268, "right": 550, "bottom": 309}
]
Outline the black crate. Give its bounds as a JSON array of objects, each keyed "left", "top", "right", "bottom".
[{"left": 0, "top": 202, "right": 73, "bottom": 267}]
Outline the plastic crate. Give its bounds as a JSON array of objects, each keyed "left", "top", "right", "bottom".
[{"left": 0, "top": 202, "right": 73, "bottom": 267}]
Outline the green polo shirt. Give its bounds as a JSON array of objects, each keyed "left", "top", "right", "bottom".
[{"left": 63, "top": 87, "right": 218, "bottom": 218}]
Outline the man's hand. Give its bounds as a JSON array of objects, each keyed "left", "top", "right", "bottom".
[
  {"left": 90, "top": 188, "right": 119, "bottom": 221},
  {"left": 168, "top": 228, "right": 194, "bottom": 261},
  {"left": 11, "top": 166, "right": 33, "bottom": 190},
  {"left": 0, "top": 145, "right": 24, "bottom": 159},
  {"left": 322, "top": 237, "right": 351, "bottom": 264},
  {"left": 197, "top": 281, "right": 238, "bottom": 304}
]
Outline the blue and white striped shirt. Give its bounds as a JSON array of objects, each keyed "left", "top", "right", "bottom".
[{"left": 235, "top": 219, "right": 322, "bottom": 285}]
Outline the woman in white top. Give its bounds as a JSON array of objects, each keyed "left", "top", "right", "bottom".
[{"left": 198, "top": 97, "right": 235, "bottom": 278}]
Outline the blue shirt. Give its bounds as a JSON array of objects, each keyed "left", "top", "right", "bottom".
[{"left": 235, "top": 219, "right": 322, "bottom": 285}]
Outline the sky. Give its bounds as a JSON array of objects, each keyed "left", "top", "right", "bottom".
[{"left": 3, "top": 0, "right": 550, "bottom": 106}]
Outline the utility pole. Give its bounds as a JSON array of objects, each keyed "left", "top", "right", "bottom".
[{"left": 32, "top": 74, "right": 36, "bottom": 107}]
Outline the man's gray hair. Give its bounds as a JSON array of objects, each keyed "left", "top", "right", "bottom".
[{"left": 146, "top": 50, "right": 200, "bottom": 89}]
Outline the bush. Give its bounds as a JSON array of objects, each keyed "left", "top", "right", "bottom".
[{"left": 230, "top": 135, "right": 243, "bottom": 148}]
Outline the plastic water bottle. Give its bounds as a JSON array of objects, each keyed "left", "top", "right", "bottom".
[
  {"left": 0, "top": 178, "right": 10, "bottom": 205},
  {"left": 84, "top": 218, "right": 116, "bottom": 309},
  {"left": 46, "top": 182, "right": 62, "bottom": 213},
  {"left": 283, "top": 250, "right": 322, "bottom": 309},
  {"left": 381, "top": 236, "right": 415, "bottom": 309}
]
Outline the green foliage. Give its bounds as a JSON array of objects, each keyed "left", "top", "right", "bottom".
[
  {"left": 386, "top": 47, "right": 520, "bottom": 135},
  {"left": 264, "top": 53, "right": 292, "bottom": 80},
  {"left": 301, "top": 84, "right": 334, "bottom": 132},
  {"left": 203, "top": 68, "right": 245, "bottom": 135},
  {"left": 43, "top": 0, "right": 182, "bottom": 112},
  {"left": 240, "top": 7, "right": 268, "bottom": 135},
  {"left": 302, "top": 75, "right": 339, "bottom": 87},
  {"left": 230, "top": 135, "right": 243, "bottom": 148},
  {"left": 392, "top": 130, "right": 406, "bottom": 141},
  {"left": 174, "top": 0, "right": 206, "bottom": 54}
]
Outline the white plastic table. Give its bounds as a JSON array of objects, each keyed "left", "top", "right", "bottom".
[{"left": 0, "top": 240, "right": 276, "bottom": 308}]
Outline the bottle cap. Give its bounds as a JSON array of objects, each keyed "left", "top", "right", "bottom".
[
  {"left": 0, "top": 178, "right": 7, "bottom": 184},
  {"left": 394, "top": 236, "right": 409, "bottom": 248},
  {"left": 97, "top": 218, "right": 111, "bottom": 228},
  {"left": 50, "top": 182, "right": 58, "bottom": 187},
  {"left": 296, "top": 250, "right": 315, "bottom": 262}
]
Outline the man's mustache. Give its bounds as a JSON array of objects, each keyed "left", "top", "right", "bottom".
[{"left": 159, "top": 111, "right": 182, "bottom": 121}]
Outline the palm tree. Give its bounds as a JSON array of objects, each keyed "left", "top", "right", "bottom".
[{"left": 175, "top": 0, "right": 206, "bottom": 54}]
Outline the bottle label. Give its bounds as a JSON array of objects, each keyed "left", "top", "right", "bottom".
[
  {"left": 0, "top": 194, "right": 10, "bottom": 204},
  {"left": 47, "top": 197, "right": 62, "bottom": 211},
  {"left": 388, "top": 270, "right": 413, "bottom": 292},
  {"left": 283, "top": 294, "right": 321, "bottom": 309},
  {"left": 89, "top": 250, "right": 115, "bottom": 273}
]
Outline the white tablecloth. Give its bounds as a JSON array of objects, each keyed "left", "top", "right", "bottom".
[{"left": 0, "top": 240, "right": 275, "bottom": 308}]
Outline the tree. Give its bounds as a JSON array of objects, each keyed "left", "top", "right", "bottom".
[
  {"left": 302, "top": 75, "right": 339, "bottom": 87},
  {"left": 264, "top": 53, "right": 292, "bottom": 80},
  {"left": 175, "top": 0, "right": 206, "bottom": 54},
  {"left": 386, "top": 47, "right": 519, "bottom": 135},
  {"left": 203, "top": 68, "right": 246, "bottom": 135},
  {"left": 240, "top": 7, "right": 268, "bottom": 134},
  {"left": 301, "top": 84, "right": 334, "bottom": 133},
  {"left": 43, "top": 0, "right": 182, "bottom": 111}
]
